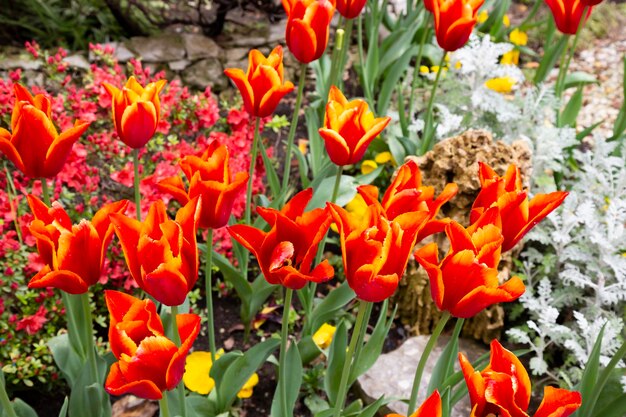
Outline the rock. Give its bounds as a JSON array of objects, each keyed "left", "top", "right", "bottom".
[
  {"left": 129, "top": 35, "right": 185, "bottom": 62},
  {"left": 358, "top": 335, "right": 486, "bottom": 417},
  {"left": 111, "top": 395, "right": 158, "bottom": 417},
  {"left": 169, "top": 59, "right": 191, "bottom": 72},
  {"left": 0, "top": 56, "right": 41, "bottom": 71},
  {"left": 182, "top": 34, "right": 222, "bottom": 61},
  {"left": 113, "top": 42, "right": 136, "bottom": 62},
  {"left": 182, "top": 58, "right": 227, "bottom": 91},
  {"left": 63, "top": 54, "right": 90, "bottom": 70}
]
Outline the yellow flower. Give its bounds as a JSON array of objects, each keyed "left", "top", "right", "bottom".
[
  {"left": 313, "top": 323, "right": 337, "bottom": 349},
  {"left": 331, "top": 193, "right": 368, "bottom": 232},
  {"left": 237, "top": 372, "right": 259, "bottom": 398},
  {"left": 361, "top": 160, "right": 378, "bottom": 175},
  {"left": 419, "top": 65, "right": 429, "bottom": 74},
  {"left": 374, "top": 151, "right": 393, "bottom": 164},
  {"left": 431, "top": 65, "right": 441, "bottom": 73},
  {"left": 477, "top": 10, "right": 488, "bottom": 24},
  {"left": 502, "top": 14, "right": 511, "bottom": 28},
  {"left": 485, "top": 77, "right": 516, "bottom": 94},
  {"left": 454, "top": 61, "right": 462, "bottom": 70},
  {"left": 509, "top": 28, "right": 528, "bottom": 46},
  {"left": 501, "top": 50, "right": 520, "bottom": 66},
  {"left": 298, "top": 139, "right": 309, "bottom": 155},
  {"left": 183, "top": 350, "right": 259, "bottom": 398}
]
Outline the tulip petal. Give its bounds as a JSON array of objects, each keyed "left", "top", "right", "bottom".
[
  {"left": 452, "top": 275, "right": 525, "bottom": 318},
  {"left": 28, "top": 267, "right": 88, "bottom": 294},
  {"left": 119, "top": 101, "right": 158, "bottom": 149},
  {"left": 105, "top": 362, "right": 164, "bottom": 400},
  {"left": 224, "top": 68, "right": 255, "bottom": 116},
  {"left": 44, "top": 120, "right": 90, "bottom": 178},
  {"left": 533, "top": 386, "right": 582, "bottom": 417},
  {"left": 288, "top": 18, "right": 317, "bottom": 63},
  {"left": 0, "top": 128, "right": 26, "bottom": 174}
]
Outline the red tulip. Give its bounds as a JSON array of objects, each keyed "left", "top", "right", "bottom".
[
  {"left": 26, "top": 196, "right": 128, "bottom": 294},
  {"left": 102, "top": 76, "right": 167, "bottom": 149},
  {"left": 104, "top": 290, "right": 201, "bottom": 400},
  {"left": 0, "top": 84, "right": 90, "bottom": 178},
  {"left": 228, "top": 189, "right": 334, "bottom": 289},
  {"left": 224, "top": 46, "right": 294, "bottom": 118},
  {"left": 460, "top": 340, "right": 582, "bottom": 417},
  {"left": 282, "top": 0, "right": 335, "bottom": 63},
  {"left": 470, "top": 162, "right": 568, "bottom": 252},
  {"left": 336, "top": 0, "right": 367, "bottom": 19},
  {"left": 544, "top": 0, "right": 594, "bottom": 34},
  {"left": 414, "top": 207, "right": 525, "bottom": 318},
  {"left": 424, "top": 0, "right": 435, "bottom": 12},
  {"left": 319, "top": 86, "right": 391, "bottom": 166},
  {"left": 386, "top": 390, "right": 441, "bottom": 417},
  {"left": 431, "top": 0, "right": 485, "bottom": 51},
  {"left": 329, "top": 185, "right": 430, "bottom": 302},
  {"left": 110, "top": 198, "right": 201, "bottom": 306},
  {"left": 362, "top": 159, "right": 459, "bottom": 242},
  {"left": 157, "top": 140, "right": 248, "bottom": 229}
]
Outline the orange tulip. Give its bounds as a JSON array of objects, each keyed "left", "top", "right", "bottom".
[
  {"left": 26, "top": 196, "right": 128, "bottom": 294},
  {"left": 319, "top": 86, "right": 391, "bottom": 166},
  {"left": 414, "top": 207, "right": 525, "bottom": 318},
  {"left": 282, "top": 0, "right": 335, "bottom": 64},
  {"left": 459, "top": 340, "right": 582, "bottom": 417},
  {"left": 105, "top": 290, "right": 201, "bottom": 400},
  {"left": 228, "top": 189, "right": 334, "bottom": 289},
  {"left": 110, "top": 198, "right": 201, "bottom": 306},
  {"left": 224, "top": 46, "right": 295, "bottom": 118},
  {"left": 102, "top": 76, "right": 167, "bottom": 149},
  {"left": 470, "top": 162, "right": 568, "bottom": 252},
  {"left": 544, "top": 0, "right": 594, "bottom": 34},
  {"left": 336, "top": 0, "right": 367, "bottom": 19},
  {"left": 157, "top": 140, "right": 248, "bottom": 229},
  {"left": 329, "top": 185, "right": 430, "bottom": 302},
  {"left": 0, "top": 84, "right": 90, "bottom": 178},
  {"left": 361, "top": 160, "right": 459, "bottom": 242},
  {"left": 430, "top": 0, "right": 485, "bottom": 51},
  {"left": 386, "top": 390, "right": 441, "bottom": 417},
  {"left": 424, "top": 0, "right": 435, "bottom": 12}
]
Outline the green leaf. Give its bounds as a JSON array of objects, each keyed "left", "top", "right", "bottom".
[
  {"left": 257, "top": 137, "right": 280, "bottom": 198},
  {"left": 559, "top": 86, "right": 583, "bottom": 127},
  {"left": 387, "top": 134, "right": 407, "bottom": 167},
  {"left": 47, "top": 334, "right": 82, "bottom": 386},
  {"left": 306, "top": 281, "right": 355, "bottom": 335},
  {"left": 563, "top": 71, "right": 599, "bottom": 89},
  {"left": 355, "top": 165, "right": 384, "bottom": 186},
  {"left": 271, "top": 342, "right": 303, "bottom": 417},
  {"left": 428, "top": 318, "right": 464, "bottom": 394},
  {"left": 305, "top": 108, "right": 324, "bottom": 177},
  {"left": 304, "top": 394, "right": 330, "bottom": 415},
  {"left": 594, "top": 392, "right": 626, "bottom": 417},
  {"left": 377, "top": 45, "right": 418, "bottom": 114},
  {"left": 324, "top": 321, "right": 348, "bottom": 406},
  {"left": 610, "top": 56, "right": 626, "bottom": 141},
  {"left": 575, "top": 325, "right": 606, "bottom": 417},
  {"left": 534, "top": 35, "right": 568, "bottom": 85},
  {"left": 308, "top": 174, "right": 358, "bottom": 209},
  {"left": 211, "top": 249, "right": 252, "bottom": 303},
  {"left": 576, "top": 121, "right": 603, "bottom": 141},
  {"left": 186, "top": 394, "right": 216, "bottom": 417},
  {"left": 298, "top": 335, "right": 323, "bottom": 365},
  {"left": 245, "top": 274, "right": 276, "bottom": 325},
  {"left": 68, "top": 354, "right": 110, "bottom": 417},
  {"left": 351, "top": 396, "right": 389, "bottom": 417},
  {"left": 213, "top": 338, "right": 280, "bottom": 412},
  {"left": 57, "top": 397, "right": 68, "bottom": 417},
  {"left": 11, "top": 399, "right": 38, "bottom": 417}
]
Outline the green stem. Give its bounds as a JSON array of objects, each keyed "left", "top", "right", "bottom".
[
  {"left": 282, "top": 64, "right": 308, "bottom": 192},
  {"left": 170, "top": 305, "right": 187, "bottom": 417},
  {"left": 327, "top": 16, "right": 345, "bottom": 92},
  {"left": 349, "top": 301, "right": 373, "bottom": 377},
  {"left": 408, "top": 13, "right": 430, "bottom": 120},
  {"left": 243, "top": 118, "right": 261, "bottom": 277},
  {"left": 407, "top": 311, "right": 451, "bottom": 415},
  {"left": 419, "top": 53, "right": 447, "bottom": 155},
  {"left": 0, "top": 373, "right": 18, "bottom": 417},
  {"left": 80, "top": 293, "right": 99, "bottom": 381},
  {"left": 556, "top": 6, "right": 587, "bottom": 106},
  {"left": 279, "top": 288, "right": 294, "bottom": 417},
  {"left": 40, "top": 178, "right": 51, "bottom": 206},
  {"left": 332, "top": 300, "right": 369, "bottom": 417},
  {"left": 4, "top": 166, "right": 22, "bottom": 245},
  {"left": 159, "top": 394, "right": 171, "bottom": 417},
  {"left": 518, "top": 0, "right": 542, "bottom": 31},
  {"left": 357, "top": 14, "right": 374, "bottom": 107},
  {"left": 205, "top": 230, "right": 217, "bottom": 363},
  {"left": 132, "top": 148, "right": 142, "bottom": 221}
]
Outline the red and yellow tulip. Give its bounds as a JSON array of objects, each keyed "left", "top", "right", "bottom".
[
  {"left": 430, "top": 0, "right": 485, "bottom": 52},
  {"left": 386, "top": 390, "right": 442, "bottom": 417},
  {"left": 0, "top": 84, "right": 90, "bottom": 178},
  {"left": 544, "top": 0, "right": 594, "bottom": 34},
  {"left": 336, "top": 0, "right": 367, "bottom": 19},
  {"left": 224, "top": 46, "right": 295, "bottom": 118},
  {"left": 282, "top": 0, "right": 335, "bottom": 64}
]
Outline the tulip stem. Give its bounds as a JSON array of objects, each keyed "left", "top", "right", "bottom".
[
  {"left": 407, "top": 311, "right": 451, "bottom": 415},
  {"left": 357, "top": 15, "right": 374, "bottom": 108},
  {"left": 159, "top": 394, "right": 171, "bottom": 417},
  {"left": 4, "top": 165, "right": 22, "bottom": 245},
  {"left": 282, "top": 63, "right": 308, "bottom": 193},
  {"left": 132, "top": 148, "right": 142, "bottom": 221},
  {"left": 79, "top": 293, "right": 100, "bottom": 381},
  {"left": 408, "top": 12, "right": 430, "bottom": 123},
  {"left": 328, "top": 18, "right": 353, "bottom": 94},
  {"left": 170, "top": 305, "right": 188, "bottom": 417},
  {"left": 40, "top": 177, "right": 51, "bottom": 206},
  {"left": 0, "top": 371, "right": 18, "bottom": 417},
  {"left": 279, "top": 287, "right": 294, "bottom": 417},
  {"left": 332, "top": 300, "right": 369, "bottom": 417},
  {"left": 205, "top": 230, "right": 217, "bottom": 363},
  {"left": 243, "top": 117, "right": 261, "bottom": 278},
  {"left": 419, "top": 53, "right": 447, "bottom": 155}
]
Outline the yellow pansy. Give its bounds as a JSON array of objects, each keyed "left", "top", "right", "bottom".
[
  {"left": 477, "top": 10, "right": 488, "bottom": 24},
  {"left": 419, "top": 65, "right": 429, "bottom": 74},
  {"left": 430, "top": 65, "right": 441, "bottom": 73},
  {"left": 501, "top": 50, "right": 520, "bottom": 66},
  {"left": 361, "top": 160, "right": 378, "bottom": 175},
  {"left": 509, "top": 28, "right": 528, "bottom": 46},
  {"left": 485, "top": 77, "right": 516, "bottom": 94},
  {"left": 313, "top": 323, "right": 337, "bottom": 349},
  {"left": 374, "top": 151, "right": 393, "bottom": 164},
  {"left": 183, "top": 350, "right": 259, "bottom": 398},
  {"left": 331, "top": 193, "right": 368, "bottom": 232},
  {"left": 502, "top": 14, "right": 510, "bottom": 27}
]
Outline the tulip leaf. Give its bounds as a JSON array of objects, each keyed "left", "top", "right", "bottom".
[
  {"left": 186, "top": 394, "right": 216, "bottom": 417},
  {"left": 378, "top": 45, "right": 418, "bottom": 115},
  {"left": 441, "top": 386, "right": 452, "bottom": 417},
  {"left": 298, "top": 335, "right": 324, "bottom": 365},
  {"left": 306, "top": 281, "right": 355, "bottom": 335},
  {"left": 47, "top": 333, "right": 82, "bottom": 386},
  {"left": 563, "top": 72, "right": 599, "bottom": 90},
  {"left": 534, "top": 35, "right": 568, "bottom": 85},
  {"left": 210, "top": 248, "right": 252, "bottom": 301},
  {"left": 57, "top": 397, "right": 68, "bottom": 417},
  {"left": 610, "top": 56, "right": 626, "bottom": 142},
  {"left": 257, "top": 136, "right": 281, "bottom": 199},
  {"left": 305, "top": 108, "right": 324, "bottom": 177},
  {"left": 594, "top": 390, "right": 626, "bottom": 417},
  {"left": 308, "top": 173, "right": 358, "bottom": 210},
  {"left": 428, "top": 318, "right": 464, "bottom": 394},
  {"left": 10, "top": 399, "right": 38, "bottom": 417},
  {"left": 213, "top": 338, "right": 280, "bottom": 412},
  {"left": 245, "top": 274, "right": 276, "bottom": 325},
  {"left": 68, "top": 354, "right": 110, "bottom": 417},
  {"left": 271, "top": 342, "right": 303, "bottom": 417},
  {"left": 324, "top": 321, "right": 348, "bottom": 406},
  {"left": 559, "top": 86, "right": 583, "bottom": 127}
]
